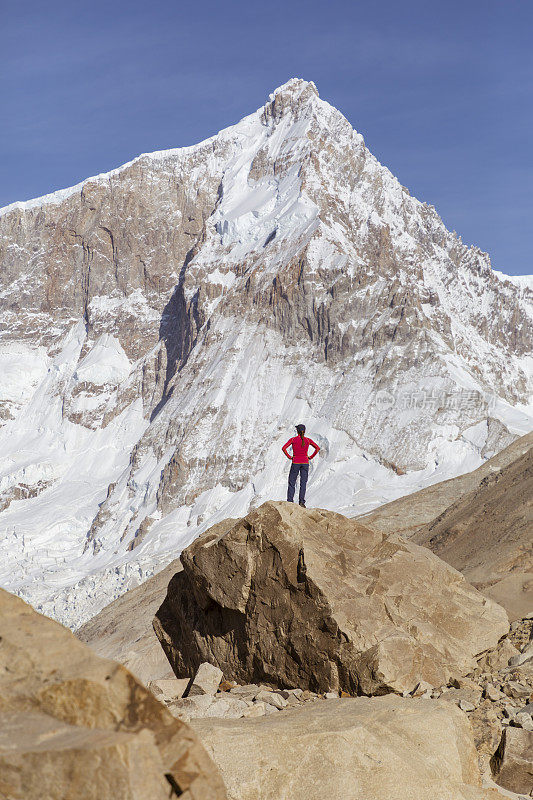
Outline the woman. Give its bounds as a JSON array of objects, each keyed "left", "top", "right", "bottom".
[{"left": 282, "top": 424, "right": 320, "bottom": 507}]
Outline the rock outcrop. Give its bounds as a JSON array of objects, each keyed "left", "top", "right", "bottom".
[
  {"left": 191, "top": 695, "right": 494, "bottom": 800},
  {"left": 154, "top": 501, "right": 508, "bottom": 695},
  {"left": 0, "top": 588, "right": 226, "bottom": 799}
]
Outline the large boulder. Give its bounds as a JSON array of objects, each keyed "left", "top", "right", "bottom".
[
  {"left": 0, "top": 712, "right": 171, "bottom": 800},
  {"left": 154, "top": 501, "right": 508, "bottom": 695},
  {"left": 0, "top": 588, "right": 226, "bottom": 800},
  {"left": 191, "top": 695, "right": 494, "bottom": 800}
]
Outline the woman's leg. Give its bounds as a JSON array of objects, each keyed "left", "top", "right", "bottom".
[
  {"left": 299, "top": 465, "right": 309, "bottom": 504},
  {"left": 287, "top": 463, "right": 298, "bottom": 502}
]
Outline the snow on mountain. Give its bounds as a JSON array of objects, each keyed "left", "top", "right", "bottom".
[
  {"left": 493, "top": 269, "right": 533, "bottom": 293},
  {"left": 0, "top": 78, "right": 532, "bottom": 627}
]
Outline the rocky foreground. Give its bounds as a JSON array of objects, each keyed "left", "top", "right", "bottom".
[
  {"left": 3, "top": 494, "right": 532, "bottom": 798},
  {"left": 0, "top": 588, "right": 226, "bottom": 799},
  {"left": 148, "top": 500, "right": 532, "bottom": 797},
  {"left": 150, "top": 622, "right": 533, "bottom": 798}
]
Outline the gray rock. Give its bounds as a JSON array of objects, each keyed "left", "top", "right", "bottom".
[
  {"left": 241, "top": 703, "right": 267, "bottom": 718},
  {"left": 284, "top": 694, "right": 300, "bottom": 706},
  {"left": 229, "top": 684, "right": 260, "bottom": 695},
  {"left": 168, "top": 695, "right": 215, "bottom": 720},
  {"left": 228, "top": 690, "right": 257, "bottom": 702},
  {"left": 509, "top": 642, "right": 533, "bottom": 667},
  {"left": 148, "top": 677, "right": 190, "bottom": 702},
  {"left": 491, "top": 727, "right": 533, "bottom": 795},
  {"left": 254, "top": 690, "right": 287, "bottom": 709},
  {"left": 502, "top": 681, "right": 532, "bottom": 700},
  {"left": 188, "top": 662, "right": 223, "bottom": 696},
  {"left": 514, "top": 712, "right": 533, "bottom": 732},
  {"left": 280, "top": 688, "right": 304, "bottom": 700},
  {"left": 483, "top": 683, "right": 504, "bottom": 702},
  {"left": 204, "top": 697, "right": 248, "bottom": 719},
  {"left": 439, "top": 687, "right": 482, "bottom": 709}
]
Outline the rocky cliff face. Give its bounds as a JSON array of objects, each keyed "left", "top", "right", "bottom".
[{"left": 0, "top": 78, "right": 531, "bottom": 626}]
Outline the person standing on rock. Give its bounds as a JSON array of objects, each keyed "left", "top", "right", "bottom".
[{"left": 282, "top": 424, "right": 320, "bottom": 507}]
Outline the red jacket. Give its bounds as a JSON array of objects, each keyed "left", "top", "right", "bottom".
[{"left": 282, "top": 436, "right": 320, "bottom": 464}]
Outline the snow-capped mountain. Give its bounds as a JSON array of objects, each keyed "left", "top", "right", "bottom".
[{"left": 1, "top": 78, "right": 531, "bottom": 627}]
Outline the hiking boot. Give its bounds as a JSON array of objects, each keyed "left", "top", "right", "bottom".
[{"left": 299, "top": 501, "right": 306, "bottom": 508}]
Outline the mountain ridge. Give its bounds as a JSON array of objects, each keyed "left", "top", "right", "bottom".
[{"left": 1, "top": 75, "right": 530, "bottom": 288}]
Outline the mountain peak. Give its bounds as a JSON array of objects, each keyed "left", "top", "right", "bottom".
[
  {"left": 268, "top": 77, "right": 319, "bottom": 102},
  {"left": 263, "top": 78, "right": 320, "bottom": 122}
]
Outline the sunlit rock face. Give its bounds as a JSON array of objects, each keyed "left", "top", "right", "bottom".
[
  {"left": 0, "top": 78, "right": 531, "bottom": 627},
  {"left": 154, "top": 500, "right": 509, "bottom": 695}
]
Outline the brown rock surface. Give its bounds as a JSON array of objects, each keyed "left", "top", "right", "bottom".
[
  {"left": 191, "top": 695, "right": 494, "bottom": 800},
  {"left": 0, "top": 588, "right": 226, "bottom": 799},
  {"left": 413, "top": 441, "right": 533, "bottom": 619},
  {"left": 0, "top": 712, "right": 170, "bottom": 800},
  {"left": 360, "top": 432, "right": 533, "bottom": 620},
  {"left": 154, "top": 501, "right": 508, "bottom": 695}
]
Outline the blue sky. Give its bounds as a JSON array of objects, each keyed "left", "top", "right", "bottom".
[{"left": 2, "top": 0, "right": 531, "bottom": 275}]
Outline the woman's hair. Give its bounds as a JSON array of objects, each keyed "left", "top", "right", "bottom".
[{"left": 296, "top": 424, "right": 306, "bottom": 445}]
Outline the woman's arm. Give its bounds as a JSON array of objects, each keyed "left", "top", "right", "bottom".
[
  {"left": 308, "top": 439, "right": 320, "bottom": 460},
  {"left": 282, "top": 439, "right": 293, "bottom": 460}
]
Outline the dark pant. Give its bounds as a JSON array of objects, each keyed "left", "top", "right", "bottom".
[{"left": 287, "top": 463, "right": 309, "bottom": 503}]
